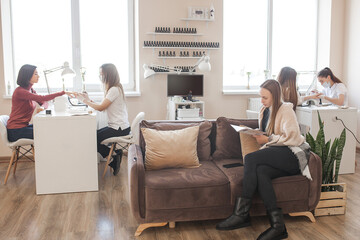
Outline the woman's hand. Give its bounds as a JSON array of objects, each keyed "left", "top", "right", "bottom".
[
  {"left": 308, "top": 92, "right": 322, "bottom": 100},
  {"left": 65, "top": 91, "right": 76, "bottom": 98},
  {"left": 253, "top": 134, "right": 269, "bottom": 145},
  {"left": 313, "top": 93, "right": 322, "bottom": 99},
  {"left": 36, "top": 107, "right": 45, "bottom": 113},
  {"left": 75, "top": 92, "right": 90, "bottom": 103},
  {"left": 74, "top": 92, "right": 84, "bottom": 102}
]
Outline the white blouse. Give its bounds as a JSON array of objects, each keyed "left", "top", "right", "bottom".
[{"left": 322, "top": 83, "right": 348, "bottom": 106}]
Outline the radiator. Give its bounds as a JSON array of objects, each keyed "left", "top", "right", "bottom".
[
  {"left": 246, "top": 98, "right": 262, "bottom": 119},
  {"left": 248, "top": 97, "right": 262, "bottom": 111}
]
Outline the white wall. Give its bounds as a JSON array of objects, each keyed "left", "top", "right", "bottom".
[
  {"left": 329, "top": 0, "right": 345, "bottom": 80},
  {"left": 317, "top": 0, "right": 345, "bottom": 80},
  {"left": 343, "top": 0, "right": 360, "bottom": 147}
]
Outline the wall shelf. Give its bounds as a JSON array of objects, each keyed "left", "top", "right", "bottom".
[
  {"left": 147, "top": 72, "right": 197, "bottom": 75},
  {"left": 143, "top": 46, "right": 219, "bottom": 50},
  {"left": 143, "top": 11, "right": 216, "bottom": 79},
  {"left": 180, "top": 18, "right": 214, "bottom": 22},
  {"left": 146, "top": 32, "right": 204, "bottom": 36},
  {"left": 157, "top": 57, "right": 202, "bottom": 59}
]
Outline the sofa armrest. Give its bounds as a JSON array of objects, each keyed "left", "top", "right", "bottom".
[
  {"left": 128, "top": 144, "right": 146, "bottom": 222},
  {"left": 307, "top": 152, "right": 322, "bottom": 210}
]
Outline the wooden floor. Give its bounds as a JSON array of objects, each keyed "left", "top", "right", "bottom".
[{"left": 0, "top": 154, "right": 360, "bottom": 240}]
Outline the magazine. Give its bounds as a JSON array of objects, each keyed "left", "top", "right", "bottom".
[{"left": 231, "top": 125, "right": 266, "bottom": 135}]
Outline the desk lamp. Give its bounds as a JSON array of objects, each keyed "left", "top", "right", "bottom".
[
  {"left": 143, "top": 55, "right": 211, "bottom": 79},
  {"left": 43, "top": 62, "right": 76, "bottom": 94},
  {"left": 190, "top": 55, "right": 211, "bottom": 72},
  {"left": 143, "top": 64, "right": 156, "bottom": 79}
]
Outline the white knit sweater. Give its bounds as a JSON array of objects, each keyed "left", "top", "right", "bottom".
[{"left": 259, "top": 102, "right": 305, "bottom": 147}]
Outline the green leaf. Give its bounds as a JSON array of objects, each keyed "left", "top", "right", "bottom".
[
  {"left": 317, "top": 111, "right": 324, "bottom": 129},
  {"left": 334, "top": 129, "right": 346, "bottom": 182},
  {"left": 314, "top": 140, "right": 323, "bottom": 163},
  {"left": 306, "top": 133, "right": 316, "bottom": 150},
  {"left": 324, "top": 138, "right": 337, "bottom": 184},
  {"left": 323, "top": 140, "right": 331, "bottom": 167}
]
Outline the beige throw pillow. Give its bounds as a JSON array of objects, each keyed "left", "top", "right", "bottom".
[
  {"left": 141, "top": 126, "right": 200, "bottom": 170},
  {"left": 239, "top": 128, "right": 261, "bottom": 161},
  {"left": 140, "top": 120, "right": 212, "bottom": 161}
]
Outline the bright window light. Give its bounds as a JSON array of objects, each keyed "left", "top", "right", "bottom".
[
  {"left": 12, "top": 0, "right": 72, "bottom": 90},
  {"left": 79, "top": 0, "right": 129, "bottom": 86},
  {"left": 223, "top": 0, "right": 268, "bottom": 88},
  {"left": 272, "top": 0, "right": 317, "bottom": 87},
  {"left": 223, "top": 0, "right": 318, "bottom": 90}
]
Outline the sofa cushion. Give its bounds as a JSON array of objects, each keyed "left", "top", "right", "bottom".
[
  {"left": 144, "top": 161, "right": 231, "bottom": 210},
  {"left": 213, "top": 158, "right": 309, "bottom": 206},
  {"left": 141, "top": 126, "right": 200, "bottom": 170},
  {"left": 140, "top": 120, "right": 212, "bottom": 161},
  {"left": 212, "top": 117, "right": 258, "bottom": 159},
  {"left": 212, "top": 117, "right": 259, "bottom": 160}
]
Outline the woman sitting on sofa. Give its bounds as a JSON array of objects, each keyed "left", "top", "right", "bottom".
[{"left": 216, "top": 79, "right": 311, "bottom": 240}]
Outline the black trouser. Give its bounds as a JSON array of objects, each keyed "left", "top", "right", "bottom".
[
  {"left": 7, "top": 125, "right": 34, "bottom": 142},
  {"left": 241, "top": 146, "right": 300, "bottom": 210},
  {"left": 97, "top": 126, "right": 131, "bottom": 158}
]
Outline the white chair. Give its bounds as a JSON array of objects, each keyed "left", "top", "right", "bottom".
[
  {"left": 101, "top": 112, "right": 145, "bottom": 177},
  {"left": 0, "top": 115, "right": 35, "bottom": 184}
]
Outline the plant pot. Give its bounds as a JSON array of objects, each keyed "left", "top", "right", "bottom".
[{"left": 314, "top": 183, "right": 347, "bottom": 216}]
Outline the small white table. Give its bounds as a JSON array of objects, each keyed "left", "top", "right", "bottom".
[
  {"left": 167, "top": 99, "right": 205, "bottom": 120},
  {"left": 33, "top": 110, "right": 98, "bottom": 194},
  {"left": 296, "top": 105, "right": 357, "bottom": 174}
]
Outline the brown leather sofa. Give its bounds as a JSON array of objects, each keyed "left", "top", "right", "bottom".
[{"left": 128, "top": 118, "right": 322, "bottom": 236}]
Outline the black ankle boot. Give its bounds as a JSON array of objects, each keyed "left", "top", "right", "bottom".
[
  {"left": 257, "top": 208, "right": 288, "bottom": 240},
  {"left": 113, "top": 150, "right": 122, "bottom": 176},
  {"left": 216, "top": 197, "right": 251, "bottom": 230},
  {"left": 108, "top": 150, "right": 122, "bottom": 175}
]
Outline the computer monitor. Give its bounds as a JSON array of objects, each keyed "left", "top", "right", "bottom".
[{"left": 167, "top": 74, "right": 203, "bottom": 97}]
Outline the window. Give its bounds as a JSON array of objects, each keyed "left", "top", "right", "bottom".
[
  {"left": 223, "top": 0, "right": 268, "bottom": 90},
  {"left": 1, "top": 0, "right": 135, "bottom": 94},
  {"left": 223, "top": 0, "right": 318, "bottom": 91}
]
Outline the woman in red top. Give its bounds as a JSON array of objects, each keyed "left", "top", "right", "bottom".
[{"left": 7, "top": 64, "right": 73, "bottom": 142}]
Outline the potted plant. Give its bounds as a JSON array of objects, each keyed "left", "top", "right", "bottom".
[{"left": 306, "top": 111, "right": 347, "bottom": 216}]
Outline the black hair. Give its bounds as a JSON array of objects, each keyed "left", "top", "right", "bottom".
[{"left": 17, "top": 64, "right": 37, "bottom": 88}]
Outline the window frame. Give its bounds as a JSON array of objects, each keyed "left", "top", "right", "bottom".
[
  {"left": 223, "top": 0, "right": 319, "bottom": 94},
  {"left": 1, "top": 0, "right": 137, "bottom": 96}
]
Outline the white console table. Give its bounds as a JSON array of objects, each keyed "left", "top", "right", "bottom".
[
  {"left": 167, "top": 99, "right": 205, "bottom": 120},
  {"left": 33, "top": 111, "right": 98, "bottom": 194},
  {"left": 296, "top": 106, "right": 357, "bottom": 174}
]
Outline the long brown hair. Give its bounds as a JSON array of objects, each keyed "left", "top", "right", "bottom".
[
  {"left": 317, "top": 67, "right": 342, "bottom": 84},
  {"left": 260, "top": 79, "right": 282, "bottom": 135},
  {"left": 277, "top": 66, "right": 298, "bottom": 111},
  {"left": 100, "top": 63, "right": 125, "bottom": 101}
]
